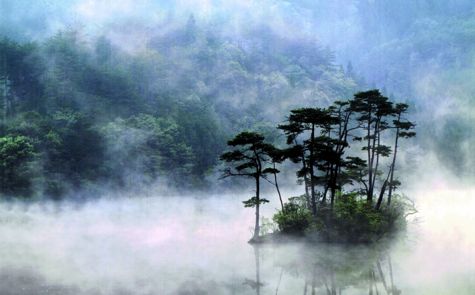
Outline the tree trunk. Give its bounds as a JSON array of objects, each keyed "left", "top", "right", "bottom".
[
  {"left": 368, "top": 118, "right": 380, "bottom": 203},
  {"left": 295, "top": 139, "right": 311, "bottom": 209},
  {"left": 329, "top": 161, "right": 338, "bottom": 211},
  {"left": 330, "top": 184, "right": 336, "bottom": 210},
  {"left": 371, "top": 120, "right": 381, "bottom": 197},
  {"left": 388, "top": 115, "right": 401, "bottom": 206},
  {"left": 309, "top": 123, "right": 317, "bottom": 216},
  {"left": 322, "top": 184, "right": 329, "bottom": 204},
  {"left": 273, "top": 163, "right": 284, "bottom": 212},
  {"left": 375, "top": 179, "right": 388, "bottom": 210},
  {"left": 366, "top": 109, "right": 373, "bottom": 202},
  {"left": 254, "top": 175, "right": 260, "bottom": 240}
]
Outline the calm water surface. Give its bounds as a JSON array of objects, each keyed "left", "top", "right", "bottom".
[{"left": 0, "top": 187, "right": 474, "bottom": 294}]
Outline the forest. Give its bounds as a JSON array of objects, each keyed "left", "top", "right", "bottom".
[
  {"left": 1, "top": 0, "right": 474, "bottom": 201},
  {"left": 0, "top": 18, "right": 357, "bottom": 198}
]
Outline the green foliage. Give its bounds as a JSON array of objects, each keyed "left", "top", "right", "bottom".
[
  {"left": 2, "top": 13, "right": 355, "bottom": 194},
  {"left": 0, "top": 135, "right": 35, "bottom": 196},
  {"left": 326, "top": 194, "right": 405, "bottom": 243},
  {"left": 0, "top": 16, "right": 359, "bottom": 198},
  {"left": 35, "top": 111, "right": 105, "bottom": 196},
  {"left": 272, "top": 193, "right": 407, "bottom": 243},
  {"left": 273, "top": 201, "right": 313, "bottom": 236},
  {"left": 220, "top": 131, "right": 276, "bottom": 179},
  {"left": 243, "top": 197, "right": 269, "bottom": 208},
  {"left": 126, "top": 114, "right": 195, "bottom": 180},
  {"left": 100, "top": 114, "right": 198, "bottom": 187},
  {"left": 0, "top": 32, "right": 233, "bottom": 196}
]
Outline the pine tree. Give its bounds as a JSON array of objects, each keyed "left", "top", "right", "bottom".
[{"left": 220, "top": 132, "right": 276, "bottom": 241}]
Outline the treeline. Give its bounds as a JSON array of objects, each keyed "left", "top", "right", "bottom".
[
  {"left": 0, "top": 18, "right": 357, "bottom": 198},
  {"left": 221, "top": 90, "right": 415, "bottom": 243}
]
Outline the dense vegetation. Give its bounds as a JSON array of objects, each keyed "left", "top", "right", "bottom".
[
  {"left": 2, "top": 1, "right": 470, "bottom": 199},
  {"left": 0, "top": 18, "right": 356, "bottom": 198},
  {"left": 0, "top": 1, "right": 473, "bottom": 201},
  {"left": 221, "top": 90, "right": 416, "bottom": 243}
]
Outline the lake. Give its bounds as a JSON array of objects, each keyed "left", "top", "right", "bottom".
[{"left": 0, "top": 186, "right": 474, "bottom": 294}]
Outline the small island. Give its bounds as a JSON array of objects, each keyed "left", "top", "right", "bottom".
[{"left": 220, "top": 89, "right": 416, "bottom": 244}]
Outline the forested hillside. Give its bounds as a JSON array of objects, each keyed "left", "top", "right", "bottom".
[
  {"left": 337, "top": 0, "right": 475, "bottom": 176},
  {"left": 2, "top": 0, "right": 474, "bottom": 198},
  {"left": 0, "top": 19, "right": 356, "bottom": 198}
]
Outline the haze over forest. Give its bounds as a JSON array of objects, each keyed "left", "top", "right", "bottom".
[{"left": 1, "top": 0, "right": 474, "bottom": 198}]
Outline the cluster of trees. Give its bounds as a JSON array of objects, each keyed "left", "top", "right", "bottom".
[{"left": 220, "top": 89, "right": 415, "bottom": 242}]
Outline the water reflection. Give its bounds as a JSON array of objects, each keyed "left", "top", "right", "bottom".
[
  {"left": 0, "top": 241, "right": 402, "bottom": 295},
  {"left": 244, "top": 243, "right": 401, "bottom": 295},
  {"left": 243, "top": 246, "right": 264, "bottom": 295}
]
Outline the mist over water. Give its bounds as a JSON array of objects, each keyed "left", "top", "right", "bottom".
[{"left": 1, "top": 170, "right": 474, "bottom": 294}]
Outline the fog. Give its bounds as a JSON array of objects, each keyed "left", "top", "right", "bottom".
[
  {"left": 3, "top": 0, "right": 473, "bottom": 178},
  {"left": 0, "top": 161, "right": 474, "bottom": 294}
]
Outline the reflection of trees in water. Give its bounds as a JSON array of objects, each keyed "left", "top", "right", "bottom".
[
  {"left": 376, "top": 256, "right": 401, "bottom": 295},
  {"left": 245, "top": 244, "right": 401, "bottom": 295},
  {"left": 243, "top": 245, "right": 264, "bottom": 295},
  {"left": 299, "top": 245, "right": 401, "bottom": 295}
]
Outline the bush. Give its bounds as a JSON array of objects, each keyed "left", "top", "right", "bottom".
[
  {"left": 273, "top": 198, "right": 312, "bottom": 236},
  {"left": 271, "top": 193, "right": 409, "bottom": 244},
  {"left": 314, "top": 193, "right": 407, "bottom": 243}
]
